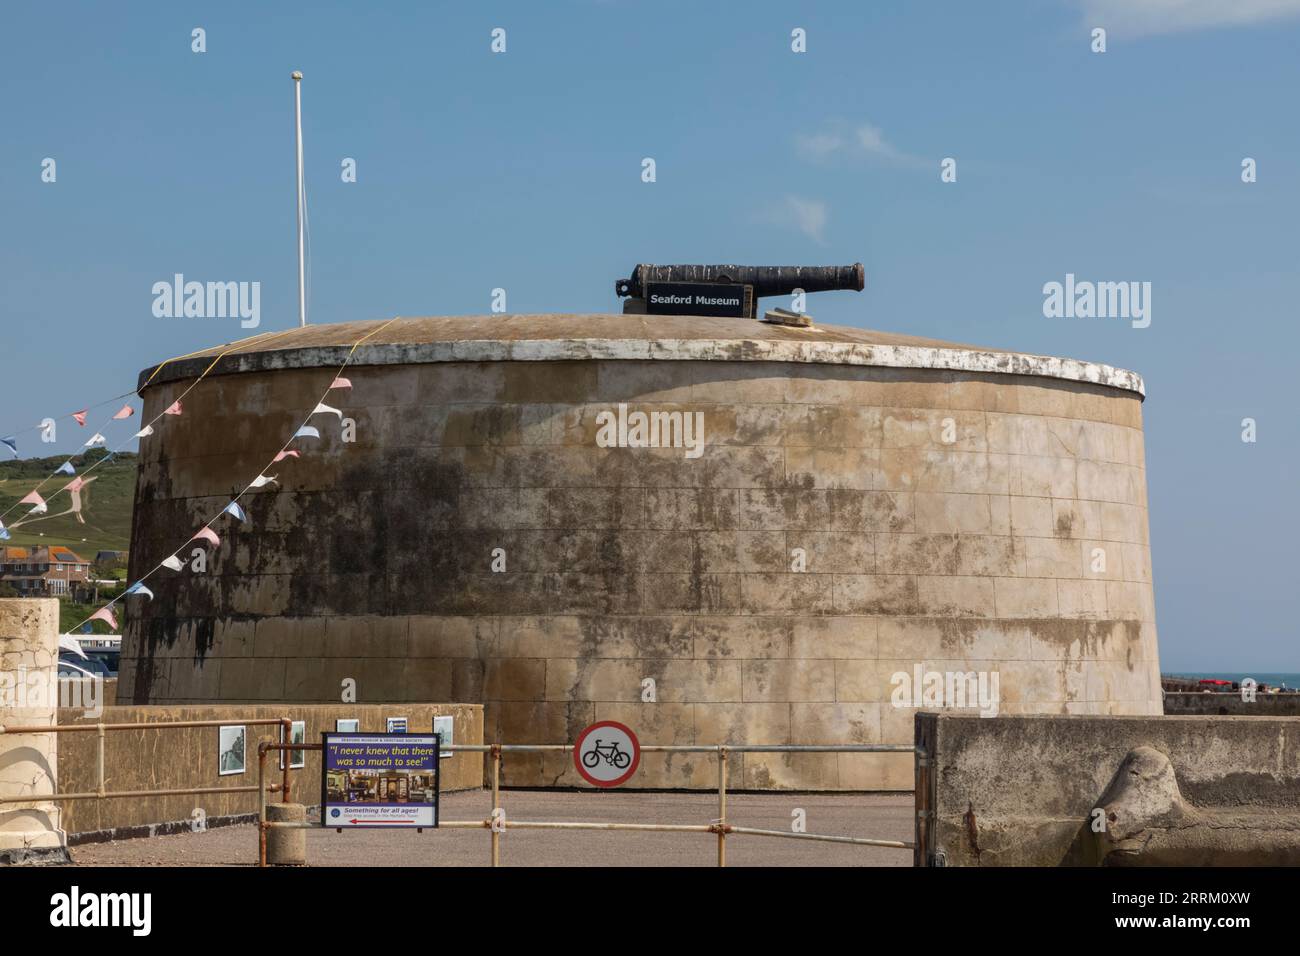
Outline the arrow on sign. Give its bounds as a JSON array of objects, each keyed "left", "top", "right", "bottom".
[{"left": 349, "top": 818, "right": 419, "bottom": 824}]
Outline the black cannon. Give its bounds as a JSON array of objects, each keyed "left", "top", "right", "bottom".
[{"left": 615, "top": 263, "right": 864, "bottom": 320}]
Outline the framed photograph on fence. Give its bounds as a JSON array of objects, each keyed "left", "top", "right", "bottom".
[
  {"left": 434, "top": 715, "right": 454, "bottom": 759},
  {"left": 218, "top": 725, "right": 246, "bottom": 776},
  {"left": 280, "top": 720, "right": 306, "bottom": 770}
]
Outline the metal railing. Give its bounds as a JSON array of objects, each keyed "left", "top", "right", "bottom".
[
  {"left": 0, "top": 717, "right": 294, "bottom": 807},
  {"left": 258, "top": 741, "right": 916, "bottom": 867}
]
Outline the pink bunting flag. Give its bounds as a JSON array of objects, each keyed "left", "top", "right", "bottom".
[
  {"left": 164, "top": 400, "right": 183, "bottom": 416},
  {"left": 329, "top": 377, "right": 352, "bottom": 390},
  {"left": 19, "top": 491, "right": 44, "bottom": 507},
  {"left": 112, "top": 404, "right": 135, "bottom": 420},
  {"left": 273, "top": 450, "right": 300, "bottom": 463},
  {"left": 89, "top": 606, "right": 118, "bottom": 631},
  {"left": 191, "top": 527, "right": 220, "bottom": 547},
  {"left": 72, "top": 410, "right": 87, "bottom": 426},
  {"left": 64, "top": 477, "right": 85, "bottom": 493}
]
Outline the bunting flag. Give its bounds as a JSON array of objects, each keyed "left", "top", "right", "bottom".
[
  {"left": 164, "top": 400, "right": 183, "bottom": 416},
  {"left": 161, "top": 554, "right": 184, "bottom": 571},
  {"left": 293, "top": 425, "right": 320, "bottom": 440},
  {"left": 63, "top": 476, "right": 86, "bottom": 493},
  {"left": 125, "top": 582, "right": 154, "bottom": 600},
  {"left": 0, "top": 527, "right": 9, "bottom": 541},
  {"left": 1, "top": 437, "right": 16, "bottom": 457},
  {"left": 223, "top": 502, "right": 247, "bottom": 522},
  {"left": 72, "top": 410, "right": 87, "bottom": 426},
  {"left": 56, "top": 460, "right": 76, "bottom": 475},
  {"left": 112, "top": 404, "right": 135, "bottom": 420},
  {"left": 191, "top": 527, "right": 220, "bottom": 547},
  {"left": 84, "top": 432, "right": 106, "bottom": 447},
  {"left": 272, "top": 450, "right": 300, "bottom": 463},
  {"left": 329, "top": 376, "right": 351, "bottom": 390},
  {"left": 250, "top": 474, "right": 278, "bottom": 489},
  {"left": 19, "top": 491, "right": 45, "bottom": 510},
  {"left": 311, "top": 402, "right": 343, "bottom": 419},
  {"left": 88, "top": 606, "right": 118, "bottom": 631},
  {"left": 134, "top": 425, "right": 154, "bottom": 439}
]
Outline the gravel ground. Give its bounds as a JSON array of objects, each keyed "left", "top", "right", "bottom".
[{"left": 68, "top": 790, "right": 913, "bottom": 867}]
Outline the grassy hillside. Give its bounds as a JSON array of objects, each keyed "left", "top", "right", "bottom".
[{"left": 0, "top": 449, "right": 136, "bottom": 554}]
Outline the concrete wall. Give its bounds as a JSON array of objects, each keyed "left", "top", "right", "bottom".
[
  {"left": 915, "top": 712, "right": 1300, "bottom": 866},
  {"left": 1163, "top": 691, "right": 1300, "bottom": 716},
  {"left": 120, "top": 355, "right": 1160, "bottom": 790},
  {"left": 57, "top": 703, "right": 482, "bottom": 842}
]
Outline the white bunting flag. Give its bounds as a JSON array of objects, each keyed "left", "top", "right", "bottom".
[{"left": 161, "top": 554, "right": 184, "bottom": 571}]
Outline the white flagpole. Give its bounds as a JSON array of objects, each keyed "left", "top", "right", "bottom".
[{"left": 292, "top": 71, "right": 307, "bottom": 328}]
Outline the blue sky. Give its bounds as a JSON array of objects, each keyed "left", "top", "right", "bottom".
[{"left": 1, "top": 1, "right": 1297, "bottom": 669}]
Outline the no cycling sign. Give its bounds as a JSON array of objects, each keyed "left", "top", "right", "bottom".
[{"left": 573, "top": 720, "right": 640, "bottom": 787}]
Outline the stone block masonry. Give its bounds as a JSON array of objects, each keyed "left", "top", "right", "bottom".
[{"left": 119, "top": 315, "right": 1160, "bottom": 790}]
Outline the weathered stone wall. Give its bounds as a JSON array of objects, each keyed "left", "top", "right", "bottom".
[
  {"left": 120, "top": 353, "right": 1159, "bottom": 790},
  {"left": 57, "top": 703, "right": 482, "bottom": 841},
  {"left": 0, "top": 599, "right": 66, "bottom": 863},
  {"left": 916, "top": 712, "right": 1300, "bottom": 866}
]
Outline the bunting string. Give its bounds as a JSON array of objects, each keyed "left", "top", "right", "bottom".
[
  {"left": 0, "top": 328, "right": 302, "bottom": 536},
  {"left": 65, "top": 318, "right": 397, "bottom": 634}
]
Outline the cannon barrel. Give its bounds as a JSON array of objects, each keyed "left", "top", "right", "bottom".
[{"left": 615, "top": 263, "right": 864, "bottom": 299}]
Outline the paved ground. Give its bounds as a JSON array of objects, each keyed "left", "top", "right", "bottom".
[{"left": 69, "top": 790, "right": 913, "bottom": 867}]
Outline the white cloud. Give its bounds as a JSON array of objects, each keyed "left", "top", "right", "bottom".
[
  {"left": 761, "top": 195, "right": 829, "bottom": 243},
  {"left": 1078, "top": 0, "right": 1300, "bottom": 36},
  {"left": 794, "top": 131, "right": 845, "bottom": 161},
  {"left": 795, "top": 120, "right": 923, "bottom": 167},
  {"left": 855, "top": 123, "right": 904, "bottom": 160}
]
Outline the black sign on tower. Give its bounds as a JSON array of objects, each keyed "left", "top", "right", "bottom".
[{"left": 615, "top": 263, "right": 865, "bottom": 323}]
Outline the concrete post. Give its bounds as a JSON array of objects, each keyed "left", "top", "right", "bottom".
[
  {"left": 266, "top": 802, "right": 307, "bottom": 865},
  {"left": 0, "top": 599, "right": 69, "bottom": 864}
]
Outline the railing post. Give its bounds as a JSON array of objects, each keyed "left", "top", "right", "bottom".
[
  {"left": 257, "top": 742, "right": 268, "bottom": 868},
  {"left": 717, "top": 746, "right": 728, "bottom": 868},
  {"left": 280, "top": 718, "right": 292, "bottom": 802},
  {"left": 95, "top": 724, "right": 106, "bottom": 797},
  {"left": 490, "top": 744, "right": 501, "bottom": 868}
]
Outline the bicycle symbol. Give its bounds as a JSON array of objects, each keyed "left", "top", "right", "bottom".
[{"left": 582, "top": 738, "right": 631, "bottom": 770}]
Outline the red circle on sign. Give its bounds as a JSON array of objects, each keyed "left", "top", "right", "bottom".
[{"left": 573, "top": 720, "right": 640, "bottom": 788}]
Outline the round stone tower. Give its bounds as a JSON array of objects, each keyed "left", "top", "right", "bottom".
[{"left": 119, "top": 314, "right": 1160, "bottom": 789}]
